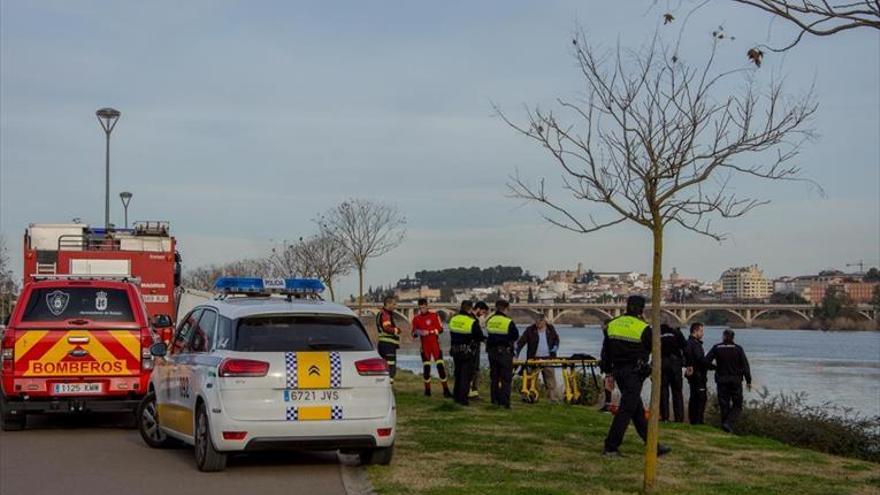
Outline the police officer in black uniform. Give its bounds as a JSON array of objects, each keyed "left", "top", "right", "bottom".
[
  {"left": 447, "top": 301, "right": 484, "bottom": 406},
  {"left": 706, "top": 329, "right": 752, "bottom": 433},
  {"left": 468, "top": 301, "right": 489, "bottom": 400},
  {"left": 485, "top": 299, "right": 519, "bottom": 408},
  {"left": 659, "top": 323, "right": 687, "bottom": 422},
  {"left": 684, "top": 322, "right": 711, "bottom": 424},
  {"left": 600, "top": 295, "right": 670, "bottom": 457}
]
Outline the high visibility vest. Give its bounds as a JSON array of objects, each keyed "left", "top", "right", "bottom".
[
  {"left": 486, "top": 314, "right": 513, "bottom": 335},
  {"left": 607, "top": 315, "right": 648, "bottom": 343},
  {"left": 376, "top": 310, "right": 401, "bottom": 345},
  {"left": 448, "top": 314, "right": 477, "bottom": 334}
]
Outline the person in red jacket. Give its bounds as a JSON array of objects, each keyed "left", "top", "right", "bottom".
[{"left": 411, "top": 298, "right": 452, "bottom": 397}]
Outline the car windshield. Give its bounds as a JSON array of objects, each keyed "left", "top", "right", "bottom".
[
  {"left": 20, "top": 287, "right": 135, "bottom": 323},
  {"left": 234, "top": 315, "right": 373, "bottom": 352}
]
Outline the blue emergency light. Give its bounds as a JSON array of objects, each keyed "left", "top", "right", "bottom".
[{"left": 213, "top": 277, "right": 325, "bottom": 295}]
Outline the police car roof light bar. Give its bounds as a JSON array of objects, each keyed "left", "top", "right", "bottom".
[{"left": 213, "top": 277, "right": 325, "bottom": 297}]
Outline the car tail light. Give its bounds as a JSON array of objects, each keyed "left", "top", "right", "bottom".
[
  {"left": 140, "top": 332, "right": 154, "bottom": 370},
  {"left": 377, "top": 428, "right": 393, "bottom": 437},
  {"left": 219, "top": 359, "right": 270, "bottom": 377},
  {"left": 355, "top": 358, "right": 389, "bottom": 376},
  {"left": 1, "top": 332, "right": 14, "bottom": 374},
  {"left": 222, "top": 431, "right": 248, "bottom": 440}
]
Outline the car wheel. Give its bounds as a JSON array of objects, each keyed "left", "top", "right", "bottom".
[
  {"left": 359, "top": 445, "right": 394, "bottom": 466},
  {"left": 195, "top": 402, "right": 227, "bottom": 472},
  {"left": 137, "top": 392, "right": 173, "bottom": 448}
]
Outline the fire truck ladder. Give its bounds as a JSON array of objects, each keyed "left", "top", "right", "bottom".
[{"left": 35, "top": 262, "right": 57, "bottom": 275}]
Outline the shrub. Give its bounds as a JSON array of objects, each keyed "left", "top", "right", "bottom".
[{"left": 706, "top": 388, "right": 880, "bottom": 462}]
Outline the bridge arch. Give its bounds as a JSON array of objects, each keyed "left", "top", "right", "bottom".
[
  {"left": 751, "top": 308, "right": 811, "bottom": 323},
  {"left": 552, "top": 307, "right": 614, "bottom": 325},
  {"left": 683, "top": 308, "right": 749, "bottom": 326},
  {"left": 658, "top": 308, "right": 682, "bottom": 326}
]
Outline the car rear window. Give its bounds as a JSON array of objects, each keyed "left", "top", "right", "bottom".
[
  {"left": 20, "top": 287, "right": 135, "bottom": 323},
  {"left": 234, "top": 315, "right": 373, "bottom": 352}
]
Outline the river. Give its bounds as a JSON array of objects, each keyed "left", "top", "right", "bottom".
[{"left": 398, "top": 326, "right": 880, "bottom": 418}]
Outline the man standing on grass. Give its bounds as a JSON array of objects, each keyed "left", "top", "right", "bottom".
[
  {"left": 684, "top": 322, "right": 711, "bottom": 424},
  {"left": 468, "top": 301, "right": 489, "bottom": 400},
  {"left": 660, "top": 323, "right": 687, "bottom": 422},
  {"left": 485, "top": 299, "right": 519, "bottom": 408},
  {"left": 411, "top": 298, "right": 452, "bottom": 398},
  {"left": 448, "top": 300, "right": 484, "bottom": 406},
  {"left": 375, "top": 295, "right": 402, "bottom": 384},
  {"left": 516, "top": 314, "right": 561, "bottom": 401},
  {"left": 706, "top": 329, "right": 752, "bottom": 433},
  {"left": 600, "top": 295, "right": 671, "bottom": 457}
]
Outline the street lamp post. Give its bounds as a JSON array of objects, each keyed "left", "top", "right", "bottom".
[
  {"left": 96, "top": 107, "right": 121, "bottom": 231},
  {"left": 119, "top": 191, "right": 133, "bottom": 229}
]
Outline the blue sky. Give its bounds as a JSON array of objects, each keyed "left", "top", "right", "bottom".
[{"left": 1, "top": 1, "right": 878, "bottom": 299}]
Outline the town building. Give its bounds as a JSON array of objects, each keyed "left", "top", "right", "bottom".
[{"left": 720, "top": 265, "right": 773, "bottom": 300}]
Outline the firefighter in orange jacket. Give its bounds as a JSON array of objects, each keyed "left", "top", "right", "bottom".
[
  {"left": 376, "top": 295, "right": 401, "bottom": 384},
  {"left": 411, "top": 298, "right": 452, "bottom": 397}
]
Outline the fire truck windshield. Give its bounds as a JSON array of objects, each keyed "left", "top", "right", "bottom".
[{"left": 21, "top": 288, "right": 136, "bottom": 323}]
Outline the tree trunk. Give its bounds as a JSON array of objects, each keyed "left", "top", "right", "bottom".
[
  {"left": 326, "top": 279, "right": 335, "bottom": 302},
  {"left": 357, "top": 265, "right": 365, "bottom": 313},
  {"left": 643, "top": 224, "right": 664, "bottom": 493}
]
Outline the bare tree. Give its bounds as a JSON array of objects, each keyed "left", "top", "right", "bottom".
[
  {"left": 317, "top": 199, "right": 406, "bottom": 310},
  {"left": 182, "top": 258, "right": 272, "bottom": 291},
  {"left": 498, "top": 33, "right": 815, "bottom": 492},
  {"left": 290, "top": 234, "right": 354, "bottom": 302},
  {"left": 266, "top": 240, "right": 310, "bottom": 278},
  {"left": 733, "top": 0, "right": 880, "bottom": 50},
  {"left": 0, "top": 235, "right": 18, "bottom": 319}
]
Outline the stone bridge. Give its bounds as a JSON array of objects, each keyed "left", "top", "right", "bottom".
[{"left": 348, "top": 302, "right": 877, "bottom": 327}]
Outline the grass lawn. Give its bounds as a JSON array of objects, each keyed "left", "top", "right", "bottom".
[{"left": 368, "top": 371, "right": 880, "bottom": 495}]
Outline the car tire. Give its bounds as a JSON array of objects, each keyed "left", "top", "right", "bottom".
[
  {"left": 359, "top": 445, "right": 394, "bottom": 466},
  {"left": 1, "top": 411, "right": 25, "bottom": 431},
  {"left": 137, "top": 392, "right": 173, "bottom": 448},
  {"left": 195, "top": 402, "right": 227, "bottom": 472}
]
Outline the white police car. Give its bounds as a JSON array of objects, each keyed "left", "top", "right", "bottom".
[{"left": 137, "top": 277, "right": 395, "bottom": 471}]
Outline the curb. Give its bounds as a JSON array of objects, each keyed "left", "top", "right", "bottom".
[{"left": 338, "top": 453, "right": 377, "bottom": 495}]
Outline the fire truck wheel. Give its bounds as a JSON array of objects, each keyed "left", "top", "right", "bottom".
[
  {"left": 137, "top": 392, "right": 173, "bottom": 448},
  {"left": 1, "top": 412, "right": 25, "bottom": 431},
  {"left": 195, "top": 402, "right": 227, "bottom": 472},
  {"left": 0, "top": 395, "right": 25, "bottom": 431}
]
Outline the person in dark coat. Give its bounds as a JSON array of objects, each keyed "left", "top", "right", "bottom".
[
  {"left": 659, "top": 323, "right": 687, "bottom": 422},
  {"left": 706, "top": 329, "right": 752, "bottom": 433},
  {"left": 683, "top": 322, "right": 711, "bottom": 424},
  {"left": 516, "top": 314, "right": 561, "bottom": 401}
]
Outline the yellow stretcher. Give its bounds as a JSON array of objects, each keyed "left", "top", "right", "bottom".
[{"left": 512, "top": 357, "right": 601, "bottom": 404}]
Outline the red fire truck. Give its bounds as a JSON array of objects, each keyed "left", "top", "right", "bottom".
[{"left": 22, "top": 222, "right": 181, "bottom": 328}]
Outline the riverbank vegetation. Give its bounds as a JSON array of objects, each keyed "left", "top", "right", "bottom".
[
  {"left": 708, "top": 389, "right": 880, "bottom": 462},
  {"left": 368, "top": 371, "right": 880, "bottom": 495}
]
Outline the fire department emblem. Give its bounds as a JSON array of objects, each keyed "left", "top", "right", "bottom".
[
  {"left": 95, "top": 291, "right": 108, "bottom": 311},
  {"left": 46, "top": 290, "right": 69, "bottom": 316}
]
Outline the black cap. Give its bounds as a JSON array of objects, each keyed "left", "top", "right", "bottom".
[
  {"left": 626, "top": 295, "right": 646, "bottom": 315},
  {"left": 475, "top": 301, "right": 489, "bottom": 311}
]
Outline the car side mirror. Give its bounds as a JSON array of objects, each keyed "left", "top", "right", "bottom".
[
  {"left": 152, "top": 314, "right": 173, "bottom": 328},
  {"left": 150, "top": 342, "right": 168, "bottom": 358}
]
